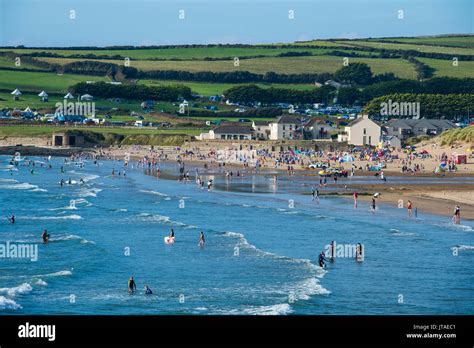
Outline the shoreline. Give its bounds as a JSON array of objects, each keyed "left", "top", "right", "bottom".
[{"left": 2, "top": 144, "right": 473, "bottom": 221}]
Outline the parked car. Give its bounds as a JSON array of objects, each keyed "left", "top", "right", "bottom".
[{"left": 309, "top": 162, "right": 329, "bottom": 169}]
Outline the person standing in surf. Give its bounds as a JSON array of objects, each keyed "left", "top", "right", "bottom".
[
  {"left": 128, "top": 277, "right": 137, "bottom": 294},
  {"left": 453, "top": 205, "right": 461, "bottom": 224},
  {"left": 318, "top": 251, "right": 329, "bottom": 268},
  {"left": 353, "top": 191, "right": 358, "bottom": 207},
  {"left": 407, "top": 200, "right": 413, "bottom": 217},
  {"left": 199, "top": 231, "right": 205, "bottom": 247}
]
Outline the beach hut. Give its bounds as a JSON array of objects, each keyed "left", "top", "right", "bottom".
[
  {"left": 11, "top": 89, "right": 21, "bottom": 100},
  {"left": 64, "top": 92, "right": 74, "bottom": 99},
  {"left": 38, "top": 90, "right": 48, "bottom": 102}
]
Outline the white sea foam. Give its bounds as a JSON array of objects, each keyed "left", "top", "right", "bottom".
[
  {"left": 41, "top": 269, "right": 73, "bottom": 277},
  {"left": 453, "top": 245, "right": 474, "bottom": 251},
  {"left": 34, "top": 279, "right": 48, "bottom": 286},
  {"left": 139, "top": 190, "right": 169, "bottom": 197},
  {"left": 0, "top": 283, "right": 33, "bottom": 297},
  {"left": 138, "top": 213, "right": 196, "bottom": 229},
  {"left": 223, "top": 231, "right": 325, "bottom": 276},
  {"left": 77, "top": 188, "right": 102, "bottom": 198},
  {"left": 0, "top": 296, "right": 21, "bottom": 310},
  {"left": 0, "top": 178, "right": 18, "bottom": 183},
  {"left": 241, "top": 303, "right": 293, "bottom": 315},
  {"left": 25, "top": 214, "right": 82, "bottom": 220},
  {"left": 390, "top": 229, "right": 415, "bottom": 236}
]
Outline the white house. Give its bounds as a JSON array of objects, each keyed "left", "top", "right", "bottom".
[
  {"left": 344, "top": 114, "right": 381, "bottom": 146},
  {"left": 207, "top": 125, "right": 253, "bottom": 140},
  {"left": 269, "top": 116, "right": 301, "bottom": 140},
  {"left": 252, "top": 121, "right": 271, "bottom": 140}
]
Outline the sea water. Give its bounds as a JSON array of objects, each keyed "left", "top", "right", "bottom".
[{"left": 0, "top": 156, "right": 473, "bottom": 315}]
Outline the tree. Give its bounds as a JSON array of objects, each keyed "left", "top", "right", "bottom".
[{"left": 334, "top": 62, "right": 373, "bottom": 85}]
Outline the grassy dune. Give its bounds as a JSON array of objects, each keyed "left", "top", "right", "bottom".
[{"left": 440, "top": 126, "right": 474, "bottom": 146}]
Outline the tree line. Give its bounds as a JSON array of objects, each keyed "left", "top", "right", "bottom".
[
  {"left": 364, "top": 93, "right": 474, "bottom": 119},
  {"left": 71, "top": 82, "right": 192, "bottom": 101}
]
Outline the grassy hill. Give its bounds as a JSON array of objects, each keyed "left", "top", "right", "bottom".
[{"left": 0, "top": 35, "right": 472, "bottom": 99}]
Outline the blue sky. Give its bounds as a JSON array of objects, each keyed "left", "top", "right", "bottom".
[{"left": 0, "top": 0, "right": 472, "bottom": 47}]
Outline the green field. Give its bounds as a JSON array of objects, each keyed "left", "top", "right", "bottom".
[
  {"left": 0, "top": 56, "right": 48, "bottom": 70},
  {"left": 371, "top": 36, "right": 474, "bottom": 48},
  {"left": 37, "top": 55, "right": 417, "bottom": 78},
  {"left": 0, "top": 70, "right": 109, "bottom": 93},
  {"left": 417, "top": 58, "right": 474, "bottom": 78},
  {"left": 0, "top": 47, "right": 333, "bottom": 60},
  {"left": 334, "top": 40, "right": 474, "bottom": 55},
  {"left": 139, "top": 80, "right": 316, "bottom": 96}
]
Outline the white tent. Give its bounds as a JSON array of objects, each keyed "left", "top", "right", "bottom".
[
  {"left": 24, "top": 107, "right": 32, "bottom": 112},
  {"left": 11, "top": 89, "right": 21, "bottom": 96},
  {"left": 64, "top": 92, "right": 74, "bottom": 99},
  {"left": 38, "top": 90, "right": 48, "bottom": 97},
  {"left": 80, "top": 94, "right": 94, "bottom": 101}
]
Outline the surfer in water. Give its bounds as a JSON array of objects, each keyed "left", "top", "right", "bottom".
[
  {"left": 169, "top": 228, "right": 175, "bottom": 239},
  {"left": 199, "top": 231, "right": 205, "bottom": 247},
  {"left": 144, "top": 285, "right": 153, "bottom": 295},
  {"left": 8, "top": 214, "right": 15, "bottom": 224},
  {"left": 318, "top": 251, "right": 329, "bottom": 268},
  {"left": 128, "top": 277, "right": 137, "bottom": 294},
  {"left": 42, "top": 229, "right": 50, "bottom": 243}
]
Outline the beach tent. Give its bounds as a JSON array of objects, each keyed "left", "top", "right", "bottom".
[
  {"left": 11, "top": 89, "right": 21, "bottom": 100},
  {"left": 454, "top": 154, "right": 467, "bottom": 164},
  {"left": 64, "top": 92, "right": 74, "bottom": 99},
  {"left": 38, "top": 90, "right": 49, "bottom": 102},
  {"left": 80, "top": 94, "right": 94, "bottom": 101},
  {"left": 24, "top": 107, "right": 32, "bottom": 112}
]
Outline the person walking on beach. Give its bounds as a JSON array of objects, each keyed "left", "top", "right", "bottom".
[
  {"left": 407, "top": 200, "right": 413, "bottom": 217},
  {"left": 453, "top": 205, "right": 461, "bottom": 224},
  {"left": 128, "top": 277, "right": 137, "bottom": 294}
]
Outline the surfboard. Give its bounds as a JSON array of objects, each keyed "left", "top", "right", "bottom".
[{"left": 164, "top": 236, "right": 175, "bottom": 244}]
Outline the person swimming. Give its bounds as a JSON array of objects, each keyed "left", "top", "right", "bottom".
[
  {"left": 42, "top": 229, "right": 50, "bottom": 243},
  {"left": 144, "top": 285, "right": 152, "bottom": 295},
  {"left": 318, "top": 251, "right": 329, "bottom": 268},
  {"left": 128, "top": 276, "right": 136, "bottom": 293}
]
